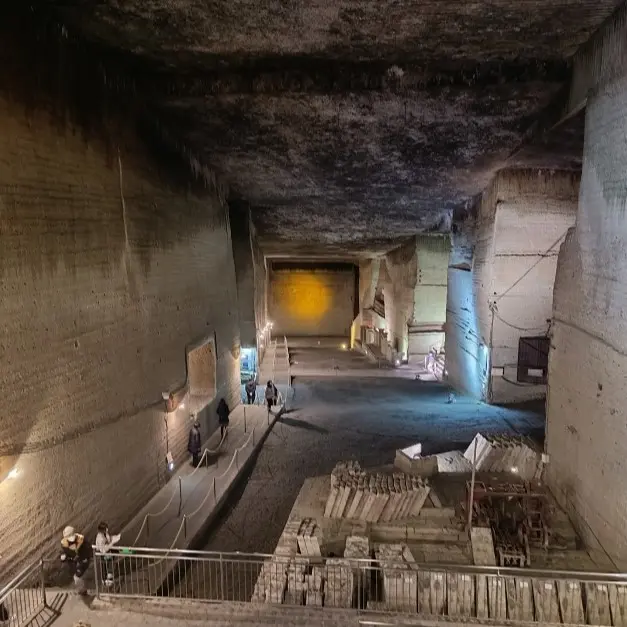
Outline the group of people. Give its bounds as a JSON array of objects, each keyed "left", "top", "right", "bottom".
[
  {"left": 245, "top": 377, "right": 278, "bottom": 411},
  {"left": 59, "top": 522, "right": 120, "bottom": 594}
]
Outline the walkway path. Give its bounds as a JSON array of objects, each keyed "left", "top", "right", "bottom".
[
  {"left": 111, "top": 403, "right": 280, "bottom": 595},
  {"left": 122, "top": 404, "right": 275, "bottom": 552}
]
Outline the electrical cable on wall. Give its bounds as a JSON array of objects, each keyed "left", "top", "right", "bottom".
[{"left": 493, "top": 229, "right": 570, "bottom": 303}]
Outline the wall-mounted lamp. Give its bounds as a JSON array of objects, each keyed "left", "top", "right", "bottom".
[
  {"left": 7, "top": 468, "right": 19, "bottom": 480},
  {"left": 166, "top": 452, "right": 174, "bottom": 472}
]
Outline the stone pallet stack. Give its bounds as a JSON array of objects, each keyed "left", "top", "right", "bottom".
[
  {"left": 274, "top": 520, "right": 300, "bottom": 557},
  {"left": 305, "top": 566, "right": 324, "bottom": 607},
  {"left": 370, "top": 543, "right": 418, "bottom": 612},
  {"left": 284, "top": 558, "right": 308, "bottom": 605},
  {"left": 324, "top": 461, "right": 430, "bottom": 522},
  {"left": 464, "top": 434, "right": 542, "bottom": 481},
  {"left": 296, "top": 518, "right": 321, "bottom": 556},
  {"left": 251, "top": 557, "right": 290, "bottom": 604},
  {"left": 345, "top": 535, "right": 370, "bottom": 604},
  {"left": 324, "top": 558, "right": 354, "bottom": 608}
]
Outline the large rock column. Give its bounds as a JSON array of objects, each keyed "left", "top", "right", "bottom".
[
  {"left": 547, "top": 72, "right": 627, "bottom": 565},
  {"left": 446, "top": 170, "right": 577, "bottom": 402},
  {"left": 408, "top": 235, "right": 450, "bottom": 361}
]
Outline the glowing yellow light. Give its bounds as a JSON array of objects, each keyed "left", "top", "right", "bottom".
[
  {"left": 276, "top": 273, "right": 332, "bottom": 322},
  {"left": 340, "top": 343, "right": 347, "bottom": 350}
]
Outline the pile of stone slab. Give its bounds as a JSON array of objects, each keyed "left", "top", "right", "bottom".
[
  {"left": 395, "top": 443, "right": 471, "bottom": 477},
  {"left": 251, "top": 556, "right": 290, "bottom": 604},
  {"left": 324, "top": 558, "right": 354, "bottom": 608},
  {"left": 324, "top": 461, "right": 430, "bottom": 522},
  {"left": 296, "top": 518, "right": 321, "bottom": 556},
  {"left": 305, "top": 566, "right": 325, "bottom": 606},
  {"left": 345, "top": 535, "right": 370, "bottom": 604},
  {"left": 368, "top": 543, "right": 418, "bottom": 612},
  {"left": 395, "top": 433, "right": 543, "bottom": 481},
  {"left": 464, "top": 434, "right": 543, "bottom": 481}
]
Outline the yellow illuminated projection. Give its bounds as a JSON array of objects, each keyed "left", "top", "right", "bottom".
[{"left": 279, "top": 272, "right": 332, "bottom": 322}]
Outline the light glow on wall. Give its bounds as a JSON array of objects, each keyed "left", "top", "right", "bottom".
[{"left": 281, "top": 273, "right": 332, "bottom": 322}]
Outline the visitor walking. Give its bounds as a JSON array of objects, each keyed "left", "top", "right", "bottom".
[
  {"left": 217, "top": 398, "right": 230, "bottom": 438},
  {"left": 245, "top": 377, "right": 256, "bottom": 405},
  {"left": 95, "top": 522, "right": 121, "bottom": 588},
  {"left": 60, "top": 526, "right": 92, "bottom": 595},
  {"left": 187, "top": 419, "right": 202, "bottom": 467},
  {"left": 265, "top": 380, "right": 276, "bottom": 412}
]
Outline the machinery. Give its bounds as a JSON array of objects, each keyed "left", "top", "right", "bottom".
[{"left": 467, "top": 480, "right": 550, "bottom": 567}]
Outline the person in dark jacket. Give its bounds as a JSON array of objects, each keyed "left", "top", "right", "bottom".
[
  {"left": 245, "top": 377, "right": 256, "bottom": 405},
  {"left": 217, "top": 398, "right": 230, "bottom": 438},
  {"left": 60, "top": 526, "right": 93, "bottom": 595},
  {"left": 188, "top": 419, "right": 202, "bottom": 467}
]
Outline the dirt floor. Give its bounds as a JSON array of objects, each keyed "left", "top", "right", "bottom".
[{"left": 198, "top": 347, "right": 545, "bottom": 556}]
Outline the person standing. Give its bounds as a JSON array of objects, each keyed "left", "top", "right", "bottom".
[
  {"left": 95, "top": 522, "right": 121, "bottom": 588},
  {"left": 60, "top": 526, "right": 92, "bottom": 595},
  {"left": 265, "top": 381, "right": 275, "bottom": 413},
  {"left": 188, "top": 419, "right": 202, "bottom": 467},
  {"left": 216, "top": 398, "right": 230, "bottom": 438},
  {"left": 245, "top": 377, "right": 256, "bottom": 405}
]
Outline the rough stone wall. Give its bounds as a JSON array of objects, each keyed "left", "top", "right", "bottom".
[
  {"left": 490, "top": 171, "right": 578, "bottom": 403},
  {"left": 445, "top": 186, "right": 496, "bottom": 400},
  {"left": 409, "top": 235, "right": 450, "bottom": 358},
  {"left": 230, "top": 203, "right": 258, "bottom": 347},
  {"left": 250, "top": 217, "right": 268, "bottom": 359},
  {"left": 547, "top": 73, "right": 627, "bottom": 566},
  {"left": 268, "top": 265, "right": 356, "bottom": 337},
  {"left": 446, "top": 170, "right": 578, "bottom": 403},
  {"left": 0, "top": 94, "right": 240, "bottom": 578},
  {"left": 383, "top": 241, "right": 418, "bottom": 358}
]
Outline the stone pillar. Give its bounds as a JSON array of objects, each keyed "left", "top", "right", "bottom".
[
  {"left": 408, "top": 235, "right": 450, "bottom": 361},
  {"left": 445, "top": 170, "right": 577, "bottom": 403},
  {"left": 383, "top": 240, "right": 418, "bottom": 361},
  {"left": 488, "top": 171, "right": 577, "bottom": 403},
  {"left": 547, "top": 72, "right": 627, "bottom": 566}
]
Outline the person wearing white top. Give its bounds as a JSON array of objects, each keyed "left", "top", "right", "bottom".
[{"left": 95, "top": 522, "right": 121, "bottom": 587}]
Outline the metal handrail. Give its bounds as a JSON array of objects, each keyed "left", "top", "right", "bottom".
[
  {"left": 0, "top": 558, "right": 47, "bottom": 627},
  {"left": 92, "top": 545, "right": 627, "bottom": 582}
]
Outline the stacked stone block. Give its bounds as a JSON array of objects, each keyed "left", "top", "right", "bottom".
[
  {"left": 324, "top": 558, "right": 354, "bottom": 608},
  {"left": 251, "top": 557, "right": 290, "bottom": 604},
  {"left": 324, "top": 461, "right": 430, "bottom": 522},
  {"left": 284, "top": 558, "right": 308, "bottom": 605},
  {"left": 296, "top": 518, "right": 321, "bottom": 556},
  {"left": 305, "top": 566, "right": 324, "bottom": 607},
  {"left": 464, "top": 434, "right": 542, "bottom": 481},
  {"left": 371, "top": 544, "right": 418, "bottom": 612},
  {"left": 345, "top": 535, "right": 370, "bottom": 605}
]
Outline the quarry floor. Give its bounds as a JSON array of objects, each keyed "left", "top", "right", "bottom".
[{"left": 200, "top": 346, "right": 545, "bottom": 555}]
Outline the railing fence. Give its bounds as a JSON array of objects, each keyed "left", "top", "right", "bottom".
[
  {"left": 0, "top": 559, "right": 47, "bottom": 627},
  {"left": 92, "top": 546, "right": 627, "bottom": 625}
]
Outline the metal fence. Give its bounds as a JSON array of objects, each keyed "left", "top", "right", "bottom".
[
  {"left": 0, "top": 559, "right": 47, "bottom": 627},
  {"left": 94, "top": 546, "right": 627, "bottom": 625}
]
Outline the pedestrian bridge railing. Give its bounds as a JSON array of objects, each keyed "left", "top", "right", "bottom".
[{"left": 92, "top": 546, "right": 627, "bottom": 626}]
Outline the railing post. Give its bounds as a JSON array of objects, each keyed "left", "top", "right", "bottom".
[
  {"left": 40, "top": 557, "right": 48, "bottom": 608},
  {"left": 94, "top": 553, "right": 100, "bottom": 598},
  {"left": 219, "top": 553, "right": 225, "bottom": 601},
  {"left": 178, "top": 477, "right": 183, "bottom": 517}
]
